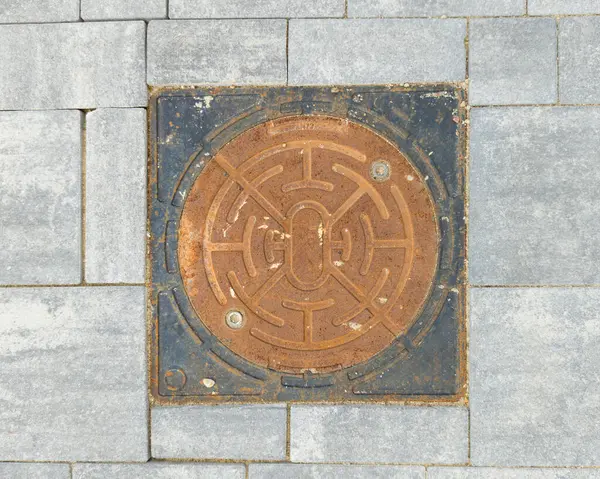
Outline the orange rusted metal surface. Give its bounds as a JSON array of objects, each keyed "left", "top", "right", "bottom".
[{"left": 178, "top": 115, "right": 439, "bottom": 373}]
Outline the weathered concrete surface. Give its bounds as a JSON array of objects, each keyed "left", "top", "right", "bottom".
[
  {"left": 73, "top": 463, "right": 245, "bottom": 478},
  {"left": 289, "top": 19, "right": 466, "bottom": 85},
  {"left": 530, "top": 0, "right": 600, "bottom": 14},
  {"left": 147, "top": 20, "right": 287, "bottom": 85},
  {"left": 469, "top": 18, "right": 557, "bottom": 105},
  {"left": 0, "top": 463, "right": 70, "bottom": 479},
  {"left": 349, "top": 0, "right": 524, "bottom": 17},
  {"left": 290, "top": 405, "right": 468, "bottom": 464},
  {"left": 0, "top": 110, "right": 81, "bottom": 285},
  {"left": 0, "top": 0, "right": 79, "bottom": 23},
  {"left": 429, "top": 468, "right": 600, "bottom": 478},
  {"left": 81, "top": 0, "right": 167, "bottom": 19},
  {"left": 169, "top": 0, "right": 344, "bottom": 18},
  {"left": 470, "top": 288, "right": 600, "bottom": 466},
  {"left": 250, "top": 464, "right": 425, "bottom": 478},
  {"left": 469, "top": 107, "right": 600, "bottom": 285},
  {"left": 85, "top": 109, "right": 146, "bottom": 284},
  {"left": 0, "top": 22, "right": 146, "bottom": 110},
  {"left": 152, "top": 405, "right": 287, "bottom": 460},
  {"left": 559, "top": 17, "right": 600, "bottom": 104},
  {"left": 0, "top": 287, "right": 148, "bottom": 461}
]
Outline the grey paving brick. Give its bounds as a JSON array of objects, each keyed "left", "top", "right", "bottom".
[
  {"left": 147, "top": 20, "right": 286, "bottom": 86},
  {"left": 0, "top": 287, "right": 148, "bottom": 461},
  {"left": 530, "top": 0, "right": 600, "bottom": 14},
  {"left": 169, "top": 0, "right": 344, "bottom": 18},
  {"left": 0, "top": 22, "right": 146, "bottom": 110},
  {"left": 85, "top": 109, "right": 146, "bottom": 284},
  {"left": 289, "top": 19, "right": 466, "bottom": 85},
  {"left": 469, "top": 107, "right": 600, "bottom": 285},
  {"left": 470, "top": 288, "right": 600, "bottom": 466},
  {"left": 429, "top": 467, "right": 600, "bottom": 478},
  {"left": 0, "top": 0, "right": 79, "bottom": 23},
  {"left": 290, "top": 405, "right": 468, "bottom": 464},
  {"left": 559, "top": 17, "right": 600, "bottom": 104},
  {"left": 81, "top": 0, "right": 166, "bottom": 20},
  {"left": 469, "top": 18, "right": 557, "bottom": 105},
  {"left": 0, "top": 463, "right": 70, "bottom": 479},
  {"left": 73, "top": 463, "right": 245, "bottom": 479},
  {"left": 0, "top": 111, "right": 81, "bottom": 285},
  {"left": 348, "top": 0, "right": 524, "bottom": 17},
  {"left": 152, "top": 405, "right": 287, "bottom": 460},
  {"left": 250, "top": 464, "right": 425, "bottom": 478}
]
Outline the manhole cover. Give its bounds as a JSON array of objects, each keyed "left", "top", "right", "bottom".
[
  {"left": 150, "top": 86, "right": 466, "bottom": 402},
  {"left": 179, "top": 115, "right": 438, "bottom": 373}
]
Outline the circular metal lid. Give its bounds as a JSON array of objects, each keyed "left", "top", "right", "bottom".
[{"left": 178, "top": 115, "right": 439, "bottom": 373}]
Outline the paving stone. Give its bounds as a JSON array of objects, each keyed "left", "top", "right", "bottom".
[
  {"left": 429, "top": 467, "right": 600, "bottom": 478},
  {"left": 470, "top": 288, "right": 600, "bottom": 466},
  {"left": 0, "top": 22, "right": 146, "bottom": 110},
  {"left": 169, "top": 0, "right": 344, "bottom": 18},
  {"left": 348, "top": 0, "right": 524, "bottom": 17},
  {"left": 469, "top": 18, "right": 557, "bottom": 105},
  {"left": 81, "top": 0, "right": 166, "bottom": 20},
  {"left": 559, "top": 17, "right": 600, "bottom": 104},
  {"left": 0, "top": 287, "right": 148, "bottom": 461},
  {"left": 289, "top": 19, "right": 466, "bottom": 85},
  {"left": 469, "top": 107, "right": 600, "bottom": 285},
  {"left": 290, "top": 405, "right": 468, "bottom": 464},
  {"left": 85, "top": 109, "right": 146, "bottom": 284},
  {"left": 73, "top": 463, "right": 245, "bottom": 479},
  {"left": 250, "top": 464, "right": 425, "bottom": 478},
  {"left": 0, "top": 0, "right": 79, "bottom": 23},
  {"left": 0, "top": 463, "right": 70, "bottom": 479},
  {"left": 0, "top": 111, "right": 81, "bottom": 285},
  {"left": 147, "top": 20, "right": 286, "bottom": 85},
  {"left": 152, "top": 405, "right": 287, "bottom": 460},
  {"left": 529, "top": 0, "right": 600, "bottom": 14}
]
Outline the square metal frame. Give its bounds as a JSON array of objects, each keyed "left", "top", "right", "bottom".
[{"left": 148, "top": 85, "right": 467, "bottom": 404}]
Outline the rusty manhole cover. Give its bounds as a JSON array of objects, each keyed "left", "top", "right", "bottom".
[
  {"left": 179, "top": 115, "right": 438, "bottom": 373},
  {"left": 150, "top": 86, "right": 466, "bottom": 402}
]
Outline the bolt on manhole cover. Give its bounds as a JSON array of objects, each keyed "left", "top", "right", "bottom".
[{"left": 150, "top": 86, "right": 466, "bottom": 402}]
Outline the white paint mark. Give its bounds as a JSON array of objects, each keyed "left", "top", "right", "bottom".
[
  {"left": 377, "top": 297, "right": 388, "bottom": 304},
  {"left": 348, "top": 321, "right": 362, "bottom": 330},
  {"left": 202, "top": 378, "right": 215, "bottom": 388},
  {"left": 334, "top": 260, "right": 344, "bottom": 267},
  {"left": 317, "top": 222, "right": 324, "bottom": 246},
  {"left": 270, "top": 262, "right": 282, "bottom": 269},
  {"left": 406, "top": 175, "right": 414, "bottom": 181},
  {"left": 230, "top": 287, "right": 236, "bottom": 298}
]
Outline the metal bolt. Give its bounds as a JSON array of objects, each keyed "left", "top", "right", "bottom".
[
  {"left": 370, "top": 160, "right": 391, "bottom": 182},
  {"left": 164, "top": 367, "right": 187, "bottom": 391},
  {"left": 225, "top": 310, "right": 245, "bottom": 329}
]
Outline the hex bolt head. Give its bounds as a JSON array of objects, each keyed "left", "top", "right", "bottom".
[
  {"left": 370, "top": 160, "right": 391, "bottom": 182},
  {"left": 225, "top": 309, "right": 245, "bottom": 329}
]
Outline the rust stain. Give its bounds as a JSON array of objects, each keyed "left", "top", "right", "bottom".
[{"left": 178, "top": 115, "right": 440, "bottom": 374}]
